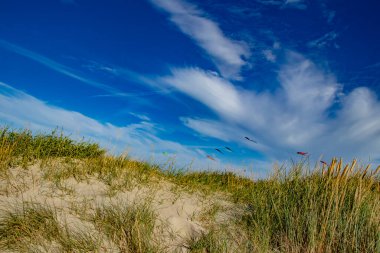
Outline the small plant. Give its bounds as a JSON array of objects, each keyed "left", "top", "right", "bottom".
[
  {"left": 58, "top": 226, "right": 100, "bottom": 252},
  {"left": 186, "top": 225, "right": 253, "bottom": 253},
  {"left": 0, "top": 202, "right": 100, "bottom": 251},
  {"left": 0, "top": 203, "right": 60, "bottom": 250},
  {"left": 92, "top": 202, "right": 158, "bottom": 253},
  {"left": 186, "top": 230, "right": 229, "bottom": 253}
]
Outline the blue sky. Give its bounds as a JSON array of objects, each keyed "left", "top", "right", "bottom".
[{"left": 1, "top": 0, "right": 380, "bottom": 175}]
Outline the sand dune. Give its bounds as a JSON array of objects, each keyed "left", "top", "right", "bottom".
[{"left": 0, "top": 163, "right": 237, "bottom": 252}]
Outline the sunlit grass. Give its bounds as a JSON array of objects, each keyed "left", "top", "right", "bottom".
[
  {"left": 239, "top": 159, "right": 380, "bottom": 252},
  {"left": 0, "top": 203, "right": 59, "bottom": 250},
  {"left": 0, "top": 126, "right": 104, "bottom": 171},
  {"left": 0, "top": 202, "right": 100, "bottom": 252},
  {"left": 0, "top": 126, "right": 379, "bottom": 252},
  {"left": 91, "top": 203, "right": 158, "bottom": 253}
]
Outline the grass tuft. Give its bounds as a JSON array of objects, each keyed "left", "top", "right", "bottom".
[
  {"left": 0, "top": 127, "right": 105, "bottom": 170},
  {"left": 0, "top": 202, "right": 100, "bottom": 251},
  {"left": 239, "top": 159, "right": 380, "bottom": 252},
  {"left": 91, "top": 202, "right": 158, "bottom": 253},
  {"left": 0, "top": 203, "right": 59, "bottom": 250}
]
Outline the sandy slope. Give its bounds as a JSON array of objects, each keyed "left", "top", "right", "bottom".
[{"left": 0, "top": 164, "right": 235, "bottom": 252}]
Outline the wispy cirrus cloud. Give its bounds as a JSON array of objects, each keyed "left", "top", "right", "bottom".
[
  {"left": 0, "top": 81, "right": 205, "bottom": 167},
  {"left": 255, "top": 0, "right": 283, "bottom": 6},
  {"left": 319, "top": 0, "right": 336, "bottom": 24},
  {"left": 307, "top": 31, "right": 339, "bottom": 49},
  {"left": 129, "top": 112, "right": 151, "bottom": 121},
  {"left": 159, "top": 52, "right": 380, "bottom": 163},
  {"left": 84, "top": 61, "right": 158, "bottom": 88},
  {"left": 149, "top": 0, "right": 250, "bottom": 80},
  {"left": 1, "top": 81, "right": 265, "bottom": 173},
  {"left": 0, "top": 39, "right": 166, "bottom": 98},
  {"left": 181, "top": 117, "right": 242, "bottom": 142},
  {"left": 0, "top": 39, "right": 119, "bottom": 93},
  {"left": 161, "top": 68, "right": 244, "bottom": 120},
  {"left": 256, "top": 0, "right": 307, "bottom": 9},
  {"left": 283, "top": 0, "right": 307, "bottom": 9},
  {"left": 262, "top": 49, "right": 277, "bottom": 62}
]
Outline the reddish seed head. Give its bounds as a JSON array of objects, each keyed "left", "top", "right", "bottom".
[{"left": 207, "top": 155, "right": 215, "bottom": 161}]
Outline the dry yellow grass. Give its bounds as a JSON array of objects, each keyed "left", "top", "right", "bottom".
[{"left": 0, "top": 127, "right": 379, "bottom": 252}]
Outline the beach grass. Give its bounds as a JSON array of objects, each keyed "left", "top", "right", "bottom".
[
  {"left": 0, "top": 202, "right": 100, "bottom": 252},
  {"left": 0, "top": 126, "right": 379, "bottom": 252}
]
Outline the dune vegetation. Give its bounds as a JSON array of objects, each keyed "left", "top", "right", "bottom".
[{"left": 0, "top": 127, "right": 379, "bottom": 252}]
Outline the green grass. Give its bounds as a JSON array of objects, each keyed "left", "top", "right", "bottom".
[
  {"left": 186, "top": 229, "right": 230, "bottom": 253},
  {"left": 0, "top": 127, "right": 104, "bottom": 170},
  {"left": 1, "top": 127, "right": 379, "bottom": 252},
  {"left": 0, "top": 202, "right": 100, "bottom": 252},
  {"left": 0, "top": 202, "right": 60, "bottom": 250},
  {"left": 185, "top": 221, "right": 256, "bottom": 253},
  {"left": 174, "top": 160, "right": 380, "bottom": 252},
  {"left": 241, "top": 160, "right": 379, "bottom": 252},
  {"left": 91, "top": 203, "right": 158, "bottom": 253}
]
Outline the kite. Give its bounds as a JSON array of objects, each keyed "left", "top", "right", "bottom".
[
  {"left": 225, "top": 147, "right": 233, "bottom": 152},
  {"left": 215, "top": 148, "right": 223, "bottom": 154},
  {"left": 320, "top": 160, "right": 328, "bottom": 166},
  {"left": 206, "top": 155, "right": 216, "bottom": 161},
  {"left": 244, "top": 137, "right": 257, "bottom": 143},
  {"left": 297, "top": 151, "right": 308, "bottom": 156}
]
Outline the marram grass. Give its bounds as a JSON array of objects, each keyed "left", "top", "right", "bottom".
[
  {"left": 0, "top": 127, "right": 379, "bottom": 252},
  {"left": 239, "top": 159, "right": 380, "bottom": 252},
  {"left": 91, "top": 203, "right": 158, "bottom": 253},
  {"left": 0, "top": 202, "right": 99, "bottom": 252},
  {"left": 0, "top": 127, "right": 104, "bottom": 170}
]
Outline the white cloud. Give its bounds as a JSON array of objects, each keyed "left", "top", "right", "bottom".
[
  {"left": 149, "top": 0, "right": 250, "bottom": 80},
  {"left": 0, "top": 82, "right": 210, "bottom": 169},
  {"left": 0, "top": 40, "right": 164, "bottom": 98},
  {"left": 273, "top": 42, "right": 281, "bottom": 49},
  {"left": 1, "top": 81, "right": 273, "bottom": 176},
  {"left": 325, "top": 10, "right": 335, "bottom": 24},
  {"left": 181, "top": 117, "right": 240, "bottom": 142},
  {"left": 262, "top": 49, "right": 276, "bottom": 62},
  {"left": 319, "top": 1, "right": 336, "bottom": 24},
  {"left": 283, "top": 0, "right": 307, "bottom": 9},
  {"left": 129, "top": 112, "right": 151, "bottom": 121},
  {"left": 0, "top": 39, "right": 120, "bottom": 94},
  {"left": 256, "top": 0, "right": 307, "bottom": 9},
  {"left": 285, "top": 0, "right": 303, "bottom": 3},
  {"left": 85, "top": 61, "right": 159, "bottom": 88},
  {"left": 161, "top": 68, "right": 244, "bottom": 121},
  {"left": 307, "top": 31, "right": 339, "bottom": 49},
  {"left": 158, "top": 52, "right": 380, "bottom": 164},
  {"left": 278, "top": 53, "right": 339, "bottom": 118}
]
